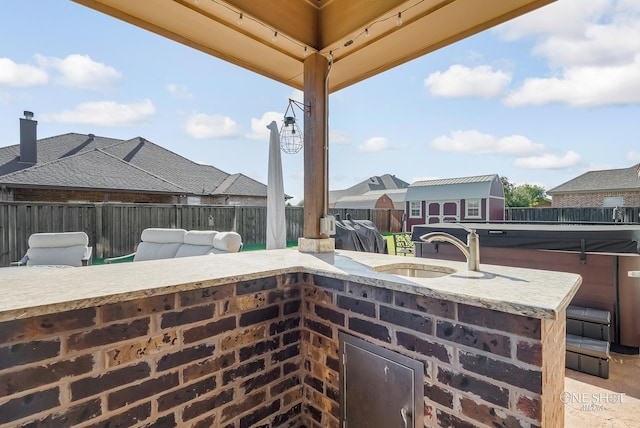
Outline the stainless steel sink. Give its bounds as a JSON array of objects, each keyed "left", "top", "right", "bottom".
[{"left": 372, "top": 264, "right": 454, "bottom": 278}]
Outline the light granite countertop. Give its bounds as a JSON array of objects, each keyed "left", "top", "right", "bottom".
[{"left": 0, "top": 249, "right": 582, "bottom": 322}]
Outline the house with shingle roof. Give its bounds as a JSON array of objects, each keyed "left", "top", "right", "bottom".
[
  {"left": 547, "top": 164, "right": 640, "bottom": 208},
  {"left": 0, "top": 113, "right": 271, "bottom": 205},
  {"left": 329, "top": 174, "right": 410, "bottom": 209}
]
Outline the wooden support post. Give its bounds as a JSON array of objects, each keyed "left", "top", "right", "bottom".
[{"left": 299, "top": 53, "right": 334, "bottom": 252}]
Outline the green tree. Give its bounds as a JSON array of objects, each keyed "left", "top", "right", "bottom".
[
  {"left": 500, "top": 176, "right": 514, "bottom": 206},
  {"left": 500, "top": 176, "right": 547, "bottom": 207}
]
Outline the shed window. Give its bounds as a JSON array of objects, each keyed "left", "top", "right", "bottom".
[
  {"left": 409, "top": 201, "right": 422, "bottom": 218},
  {"left": 466, "top": 199, "right": 481, "bottom": 218}
]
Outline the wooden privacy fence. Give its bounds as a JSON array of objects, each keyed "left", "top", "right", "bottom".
[
  {"left": 4, "top": 202, "right": 638, "bottom": 266},
  {"left": 0, "top": 202, "right": 403, "bottom": 266},
  {"left": 506, "top": 207, "right": 640, "bottom": 224}
]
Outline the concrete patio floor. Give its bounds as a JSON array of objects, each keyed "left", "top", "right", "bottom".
[{"left": 564, "top": 351, "right": 640, "bottom": 427}]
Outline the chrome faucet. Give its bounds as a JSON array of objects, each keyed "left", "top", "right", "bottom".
[{"left": 420, "top": 224, "right": 480, "bottom": 271}]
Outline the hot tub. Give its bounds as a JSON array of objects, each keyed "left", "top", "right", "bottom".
[{"left": 412, "top": 222, "right": 640, "bottom": 349}]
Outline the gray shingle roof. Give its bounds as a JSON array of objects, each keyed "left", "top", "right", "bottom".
[
  {"left": 216, "top": 173, "right": 267, "bottom": 197},
  {"left": 547, "top": 164, "right": 640, "bottom": 194},
  {"left": 0, "top": 133, "right": 268, "bottom": 197},
  {"left": 329, "top": 174, "right": 409, "bottom": 203},
  {"left": 0, "top": 149, "right": 187, "bottom": 193},
  {"left": 101, "top": 138, "right": 230, "bottom": 194}
]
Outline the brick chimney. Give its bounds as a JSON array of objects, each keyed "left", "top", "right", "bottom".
[{"left": 19, "top": 110, "right": 37, "bottom": 164}]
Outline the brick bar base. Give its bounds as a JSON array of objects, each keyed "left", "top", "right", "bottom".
[{"left": 0, "top": 272, "right": 564, "bottom": 427}]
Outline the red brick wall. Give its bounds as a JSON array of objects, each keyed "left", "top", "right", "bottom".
[
  {"left": 302, "top": 275, "right": 561, "bottom": 427},
  {"left": 552, "top": 191, "right": 640, "bottom": 207},
  {"left": 0, "top": 275, "right": 303, "bottom": 427},
  {"left": 11, "top": 189, "right": 266, "bottom": 206},
  {"left": 13, "top": 188, "right": 175, "bottom": 204},
  {"left": 0, "top": 272, "right": 563, "bottom": 427},
  {"left": 206, "top": 195, "right": 268, "bottom": 206}
]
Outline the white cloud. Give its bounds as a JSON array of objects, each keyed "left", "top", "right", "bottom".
[
  {"left": 504, "top": 55, "right": 640, "bottom": 107},
  {"left": 357, "top": 137, "right": 391, "bottom": 153},
  {"left": 513, "top": 151, "right": 582, "bottom": 169},
  {"left": 627, "top": 150, "right": 640, "bottom": 163},
  {"left": 35, "top": 54, "right": 121, "bottom": 90},
  {"left": 496, "top": 0, "right": 640, "bottom": 107},
  {"left": 247, "top": 111, "right": 283, "bottom": 140},
  {"left": 166, "top": 83, "right": 193, "bottom": 99},
  {"left": 495, "top": 0, "right": 611, "bottom": 41},
  {"left": 425, "top": 65, "right": 511, "bottom": 98},
  {"left": 430, "top": 130, "right": 545, "bottom": 156},
  {"left": 0, "top": 57, "right": 48, "bottom": 87},
  {"left": 184, "top": 112, "right": 239, "bottom": 139},
  {"left": 532, "top": 20, "right": 640, "bottom": 68},
  {"left": 42, "top": 99, "right": 155, "bottom": 126}
]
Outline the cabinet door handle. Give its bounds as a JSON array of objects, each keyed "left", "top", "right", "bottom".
[{"left": 400, "top": 406, "right": 409, "bottom": 428}]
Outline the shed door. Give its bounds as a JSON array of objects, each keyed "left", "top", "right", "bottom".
[{"left": 428, "top": 201, "right": 459, "bottom": 223}]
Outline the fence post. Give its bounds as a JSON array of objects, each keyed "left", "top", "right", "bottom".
[
  {"left": 174, "top": 204, "right": 182, "bottom": 228},
  {"left": 95, "top": 203, "right": 103, "bottom": 258}
]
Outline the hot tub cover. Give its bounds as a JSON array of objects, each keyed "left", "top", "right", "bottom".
[{"left": 411, "top": 223, "right": 640, "bottom": 254}]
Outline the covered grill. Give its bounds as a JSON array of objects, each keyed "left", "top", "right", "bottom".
[{"left": 332, "top": 214, "right": 387, "bottom": 254}]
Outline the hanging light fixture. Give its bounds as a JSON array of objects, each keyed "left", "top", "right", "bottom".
[{"left": 279, "top": 99, "right": 309, "bottom": 154}]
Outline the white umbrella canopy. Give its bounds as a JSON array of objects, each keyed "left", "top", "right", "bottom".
[{"left": 266, "top": 121, "right": 287, "bottom": 250}]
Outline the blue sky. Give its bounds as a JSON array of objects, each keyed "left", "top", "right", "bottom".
[{"left": 1, "top": 0, "right": 640, "bottom": 204}]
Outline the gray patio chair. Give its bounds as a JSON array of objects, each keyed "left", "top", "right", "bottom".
[{"left": 12, "top": 231, "right": 92, "bottom": 267}]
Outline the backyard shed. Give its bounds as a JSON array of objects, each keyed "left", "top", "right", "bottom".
[
  {"left": 334, "top": 193, "right": 394, "bottom": 210},
  {"left": 333, "top": 189, "right": 407, "bottom": 210},
  {"left": 405, "top": 174, "right": 504, "bottom": 230}
]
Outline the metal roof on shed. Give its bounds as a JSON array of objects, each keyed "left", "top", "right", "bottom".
[{"left": 405, "top": 174, "right": 500, "bottom": 201}]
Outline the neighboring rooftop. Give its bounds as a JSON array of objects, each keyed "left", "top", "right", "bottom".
[
  {"left": 0, "top": 132, "right": 269, "bottom": 199},
  {"left": 329, "top": 174, "right": 409, "bottom": 205},
  {"left": 548, "top": 164, "right": 640, "bottom": 194}
]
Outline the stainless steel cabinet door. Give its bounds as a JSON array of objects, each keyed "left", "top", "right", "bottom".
[{"left": 340, "top": 333, "right": 423, "bottom": 428}]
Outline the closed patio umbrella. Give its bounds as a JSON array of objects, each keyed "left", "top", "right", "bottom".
[{"left": 266, "top": 121, "right": 286, "bottom": 250}]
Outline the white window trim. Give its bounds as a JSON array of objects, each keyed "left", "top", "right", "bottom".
[
  {"left": 409, "top": 200, "right": 422, "bottom": 218},
  {"left": 466, "top": 199, "right": 481, "bottom": 219}
]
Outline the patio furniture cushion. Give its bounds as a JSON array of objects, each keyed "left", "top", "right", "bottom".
[
  {"left": 24, "top": 232, "right": 91, "bottom": 267},
  {"left": 28, "top": 231, "right": 88, "bottom": 248},
  {"left": 210, "top": 231, "right": 243, "bottom": 253},
  {"left": 134, "top": 228, "right": 186, "bottom": 262},
  {"left": 26, "top": 245, "right": 89, "bottom": 267},
  {"left": 175, "top": 230, "right": 219, "bottom": 258},
  {"left": 105, "top": 228, "right": 241, "bottom": 263}
]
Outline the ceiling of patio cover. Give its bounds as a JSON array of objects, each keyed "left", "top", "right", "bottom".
[{"left": 72, "top": 0, "right": 556, "bottom": 92}]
